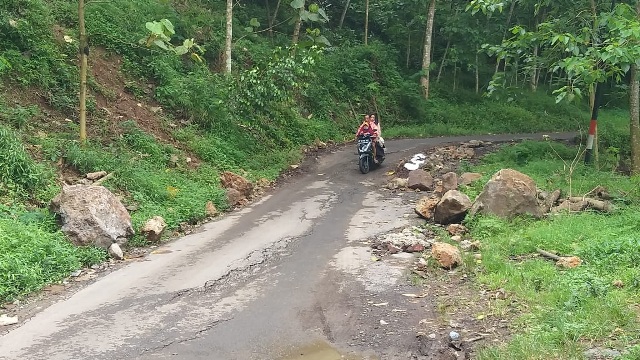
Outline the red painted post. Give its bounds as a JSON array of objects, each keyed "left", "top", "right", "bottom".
[{"left": 585, "top": 83, "right": 603, "bottom": 164}]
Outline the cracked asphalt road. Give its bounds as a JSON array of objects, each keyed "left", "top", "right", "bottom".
[{"left": 0, "top": 133, "right": 575, "bottom": 360}]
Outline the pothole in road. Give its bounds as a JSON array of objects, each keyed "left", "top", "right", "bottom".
[{"left": 279, "top": 340, "right": 377, "bottom": 360}]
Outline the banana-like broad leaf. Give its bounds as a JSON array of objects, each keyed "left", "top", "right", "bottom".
[
  {"left": 290, "top": 0, "right": 304, "bottom": 9},
  {"left": 317, "top": 8, "right": 329, "bottom": 22},
  {"left": 161, "top": 19, "right": 175, "bottom": 35},
  {"left": 174, "top": 45, "right": 188, "bottom": 56},
  {"left": 153, "top": 39, "right": 169, "bottom": 50}
]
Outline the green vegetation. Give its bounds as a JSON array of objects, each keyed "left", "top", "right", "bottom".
[{"left": 459, "top": 140, "right": 640, "bottom": 359}]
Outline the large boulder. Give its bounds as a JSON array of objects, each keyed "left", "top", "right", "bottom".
[
  {"left": 471, "top": 169, "right": 541, "bottom": 218},
  {"left": 50, "top": 185, "right": 134, "bottom": 248},
  {"left": 434, "top": 190, "right": 472, "bottom": 224},
  {"left": 220, "top": 171, "right": 253, "bottom": 197},
  {"left": 407, "top": 169, "right": 434, "bottom": 191}
]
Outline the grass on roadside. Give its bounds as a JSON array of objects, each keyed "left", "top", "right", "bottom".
[
  {"left": 458, "top": 140, "right": 640, "bottom": 359},
  {"left": 0, "top": 214, "right": 106, "bottom": 301}
]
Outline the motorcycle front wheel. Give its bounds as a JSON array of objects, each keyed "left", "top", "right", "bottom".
[{"left": 359, "top": 156, "right": 370, "bottom": 174}]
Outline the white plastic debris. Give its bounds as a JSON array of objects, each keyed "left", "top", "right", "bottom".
[{"left": 404, "top": 153, "right": 427, "bottom": 170}]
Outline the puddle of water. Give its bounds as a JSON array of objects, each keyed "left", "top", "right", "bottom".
[{"left": 279, "top": 340, "right": 376, "bottom": 360}]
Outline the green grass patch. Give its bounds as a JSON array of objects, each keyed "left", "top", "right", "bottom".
[
  {"left": 0, "top": 213, "right": 106, "bottom": 302},
  {"left": 384, "top": 95, "right": 589, "bottom": 139},
  {"left": 461, "top": 140, "right": 640, "bottom": 359}
]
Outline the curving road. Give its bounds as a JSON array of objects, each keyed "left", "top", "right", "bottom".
[{"left": 0, "top": 133, "right": 574, "bottom": 360}]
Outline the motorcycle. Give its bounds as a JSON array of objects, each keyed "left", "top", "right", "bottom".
[{"left": 356, "top": 134, "right": 384, "bottom": 174}]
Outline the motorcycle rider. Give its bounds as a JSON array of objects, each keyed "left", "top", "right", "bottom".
[{"left": 356, "top": 114, "right": 381, "bottom": 163}]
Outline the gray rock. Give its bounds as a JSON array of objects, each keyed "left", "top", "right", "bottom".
[
  {"left": 434, "top": 190, "right": 472, "bottom": 224},
  {"left": 407, "top": 169, "right": 434, "bottom": 191},
  {"left": 459, "top": 172, "right": 482, "bottom": 186},
  {"left": 584, "top": 347, "right": 622, "bottom": 359},
  {"left": 50, "top": 185, "right": 134, "bottom": 248},
  {"left": 226, "top": 188, "right": 246, "bottom": 207},
  {"left": 441, "top": 172, "right": 458, "bottom": 192},
  {"left": 108, "top": 243, "right": 124, "bottom": 260},
  {"left": 140, "top": 216, "right": 167, "bottom": 242},
  {"left": 471, "top": 169, "right": 542, "bottom": 218}
]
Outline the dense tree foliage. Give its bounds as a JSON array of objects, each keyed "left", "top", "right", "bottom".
[{"left": 1, "top": 0, "right": 637, "bottom": 170}]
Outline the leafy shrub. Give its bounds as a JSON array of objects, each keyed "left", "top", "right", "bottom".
[
  {"left": 0, "top": 0, "right": 77, "bottom": 112},
  {"left": 0, "top": 104, "right": 39, "bottom": 129},
  {"left": 0, "top": 124, "right": 50, "bottom": 193}
]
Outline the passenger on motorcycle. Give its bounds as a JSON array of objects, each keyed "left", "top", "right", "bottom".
[{"left": 369, "top": 113, "right": 385, "bottom": 156}]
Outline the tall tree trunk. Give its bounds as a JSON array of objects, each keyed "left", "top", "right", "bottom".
[
  {"left": 631, "top": 66, "right": 640, "bottom": 174},
  {"left": 339, "top": 0, "right": 351, "bottom": 28},
  {"left": 632, "top": 3, "right": 640, "bottom": 174},
  {"left": 420, "top": 0, "right": 436, "bottom": 100},
  {"left": 225, "top": 0, "right": 232, "bottom": 73},
  {"left": 78, "top": 0, "right": 87, "bottom": 143},
  {"left": 436, "top": 38, "right": 450, "bottom": 83},
  {"left": 494, "top": 0, "right": 516, "bottom": 78},
  {"left": 271, "top": 0, "right": 282, "bottom": 36},
  {"left": 292, "top": 2, "right": 304, "bottom": 45},
  {"left": 475, "top": 48, "right": 479, "bottom": 94},
  {"left": 266, "top": 0, "right": 273, "bottom": 38},
  {"left": 453, "top": 65, "right": 457, "bottom": 91},
  {"left": 513, "top": 58, "right": 519, "bottom": 87},
  {"left": 530, "top": 45, "right": 538, "bottom": 91},
  {"left": 406, "top": 31, "right": 411, "bottom": 68},
  {"left": 364, "top": 0, "right": 369, "bottom": 45}
]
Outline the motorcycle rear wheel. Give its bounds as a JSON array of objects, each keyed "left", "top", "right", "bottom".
[{"left": 359, "top": 156, "right": 370, "bottom": 174}]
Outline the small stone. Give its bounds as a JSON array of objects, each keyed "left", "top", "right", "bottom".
[
  {"left": 612, "top": 279, "right": 624, "bottom": 288},
  {"left": 474, "top": 253, "right": 482, "bottom": 260},
  {"left": 459, "top": 240, "right": 472, "bottom": 250},
  {"left": 556, "top": 256, "right": 581, "bottom": 269},
  {"left": 70, "top": 270, "right": 82, "bottom": 277},
  {"left": 0, "top": 314, "right": 18, "bottom": 326},
  {"left": 387, "top": 244, "right": 401, "bottom": 254},
  {"left": 428, "top": 333, "right": 436, "bottom": 340},
  {"left": 447, "top": 224, "right": 468, "bottom": 236},
  {"left": 140, "top": 216, "right": 167, "bottom": 242},
  {"left": 86, "top": 171, "right": 107, "bottom": 180},
  {"left": 406, "top": 244, "right": 425, "bottom": 253},
  {"left": 449, "top": 331, "right": 460, "bottom": 341},
  {"left": 451, "top": 235, "right": 462, "bottom": 242},
  {"left": 108, "top": 243, "right": 124, "bottom": 260},
  {"left": 205, "top": 201, "right": 218, "bottom": 217},
  {"left": 380, "top": 320, "right": 388, "bottom": 325},
  {"left": 431, "top": 242, "right": 462, "bottom": 269}
]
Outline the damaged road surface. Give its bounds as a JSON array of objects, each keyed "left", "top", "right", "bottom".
[{"left": 0, "top": 133, "right": 574, "bottom": 360}]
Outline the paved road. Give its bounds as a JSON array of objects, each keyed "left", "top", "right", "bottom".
[{"left": 0, "top": 133, "right": 575, "bottom": 360}]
